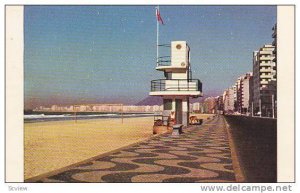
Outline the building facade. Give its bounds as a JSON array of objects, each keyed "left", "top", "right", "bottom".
[
  {"left": 236, "top": 72, "right": 253, "bottom": 114},
  {"left": 252, "top": 44, "right": 276, "bottom": 117},
  {"left": 216, "top": 95, "right": 224, "bottom": 114},
  {"left": 272, "top": 23, "right": 277, "bottom": 117},
  {"left": 223, "top": 87, "right": 235, "bottom": 113}
]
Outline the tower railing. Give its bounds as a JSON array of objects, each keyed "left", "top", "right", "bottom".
[
  {"left": 157, "top": 56, "right": 171, "bottom": 66},
  {"left": 157, "top": 44, "right": 171, "bottom": 66},
  {"left": 151, "top": 79, "right": 202, "bottom": 92}
]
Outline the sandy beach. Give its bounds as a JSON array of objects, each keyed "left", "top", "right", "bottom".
[
  {"left": 24, "top": 114, "right": 214, "bottom": 180},
  {"left": 24, "top": 116, "right": 155, "bottom": 179}
]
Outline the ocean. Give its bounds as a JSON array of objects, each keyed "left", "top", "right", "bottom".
[{"left": 24, "top": 112, "right": 157, "bottom": 123}]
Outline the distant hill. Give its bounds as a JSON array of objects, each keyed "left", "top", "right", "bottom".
[
  {"left": 135, "top": 96, "right": 163, "bottom": 106},
  {"left": 136, "top": 95, "right": 206, "bottom": 106},
  {"left": 190, "top": 97, "right": 204, "bottom": 103}
]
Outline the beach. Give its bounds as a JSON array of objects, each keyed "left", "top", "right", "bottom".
[
  {"left": 24, "top": 116, "right": 154, "bottom": 179},
  {"left": 24, "top": 114, "right": 213, "bottom": 180}
]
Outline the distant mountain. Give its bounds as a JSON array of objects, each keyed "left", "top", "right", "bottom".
[
  {"left": 190, "top": 97, "right": 204, "bottom": 103},
  {"left": 135, "top": 96, "right": 163, "bottom": 106},
  {"left": 136, "top": 95, "right": 207, "bottom": 106}
]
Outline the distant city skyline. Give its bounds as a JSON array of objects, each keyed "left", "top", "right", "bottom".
[{"left": 24, "top": 5, "right": 276, "bottom": 109}]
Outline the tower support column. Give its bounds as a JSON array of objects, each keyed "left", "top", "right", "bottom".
[{"left": 182, "top": 97, "right": 189, "bottom": 126}]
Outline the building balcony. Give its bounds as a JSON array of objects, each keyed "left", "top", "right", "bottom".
[
  {"left": 259, "top": 50, "right": 273, "bottom": 54},
  {"left": 260, "top": 80, "right": 269, "bottom": 84},
  {"left": 260, "top": 56, "right": 275, "bottom": 61},
  {"left": 155, "top": 43, "right": 189, "bottom": 72},
  {"left": 260, "top": 68, "right": 272, "bottom": 72},
  {"left": 260, "top": 62, "right": 274, "bottom": 67},
  {"left": 155, "top": 56, "right": 188, "bottom": 71},
  {"left": 150, "top": 79, "right": 203, "bottom": 96},
  {"left": 260, "top": 74, "right": 273, "bottom": 78},
  {"left": 156, "top": 56, "right": 171, "bottom": 65}
]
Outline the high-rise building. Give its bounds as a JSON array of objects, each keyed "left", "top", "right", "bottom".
[
  {"left": 272, "top": 23, "right": 277, "bottom": 117},
  {"left": 216, "top": 95, "right": 224, "bottom": 114},
  {"left": 235, "top": 77, "right": 242, "bottom": 112},
  {"left": 252, "top": 44, "right": 276, "bottom": 117},
  {"left": 236, "top": 72, "right": 253, "bottom": 114},
  {"left": 272, "top": 23, "right": 277, "bottom": 60},
  {"left": 223, "top": 87, "right": 235, "bottom": 113}
]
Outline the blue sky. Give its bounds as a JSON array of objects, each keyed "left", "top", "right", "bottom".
[{"left": 24, "top": 5, "right": 276, "bottom": 108}]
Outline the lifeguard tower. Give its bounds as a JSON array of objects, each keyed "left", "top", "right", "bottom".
[{"left": 150, "top": 41, "right": 203, "bottom": 133}]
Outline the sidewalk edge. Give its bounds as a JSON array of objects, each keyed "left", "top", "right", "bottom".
[{"left": 222, "top": 115, "right": 246, "bottom": 182}]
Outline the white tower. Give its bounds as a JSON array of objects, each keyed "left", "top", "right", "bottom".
[{"left": 150, "top": 41, "right": 202, "bottom": 127}]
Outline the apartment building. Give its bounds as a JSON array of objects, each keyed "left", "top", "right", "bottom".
[
  {"left": 272, "top": 23, "right": 277, "bottom": 117},
  {"left": 223, "top": 87, "right": 235, "bottom": 113},
  {"left": 235, "top": 77, "right": 242, "bottom": 112},
  {"left": 216, "top": 95, "right": 224, "bottom": 114},
  {"left": 252, "top": 44, "right": 276, "bottom": 117},
  {"left": 236, "top": 73, "right": 253, "bottom": 114},
  {"left": 272, "top": 23, "right": 277, "bottom": 59}
]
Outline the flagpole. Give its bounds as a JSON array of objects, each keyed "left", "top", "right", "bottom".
[{"left": 156, "top": 6, "right": 159, "bottom": 67}]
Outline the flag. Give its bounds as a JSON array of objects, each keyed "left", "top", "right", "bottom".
[{"left": 156, "top": 8, "right": 164, "bottom": 25}]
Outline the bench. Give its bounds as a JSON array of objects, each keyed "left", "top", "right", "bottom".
[{"left": 172, "top": 124, "right": 183, "bottom": 135}]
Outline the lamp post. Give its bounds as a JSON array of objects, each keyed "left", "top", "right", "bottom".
[
  {"left": 259, "top": 99, "right": 262, "bottom": 117},
  {"left": 251, "top": 101, "right": 254, "bottom": 117}
]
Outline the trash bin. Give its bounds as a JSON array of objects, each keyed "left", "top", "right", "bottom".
[
  {"left": 172, "top": 124, "right": 183, "bottom": 135},
  {"left": 199, "top": 119, "right": 203, "bottom": 125}
]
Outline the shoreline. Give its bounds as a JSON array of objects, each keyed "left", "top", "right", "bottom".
[{"left": 24, "top": 113, "right": 157, "bottom": 123}]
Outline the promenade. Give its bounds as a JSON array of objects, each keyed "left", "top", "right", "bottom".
[{"left": 32, "top": 116, "right": 237, "bottom": 182}]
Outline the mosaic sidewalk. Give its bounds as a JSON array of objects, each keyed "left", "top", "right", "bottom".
[{"left": 35, "top": 115, "right": 236, "bottom": 182}]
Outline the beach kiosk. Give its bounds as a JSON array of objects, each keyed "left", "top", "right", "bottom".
[{"left": 150, "top": 41, "right": 203, "bottom": 134}]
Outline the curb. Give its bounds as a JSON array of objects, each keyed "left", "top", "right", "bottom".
[{"left": 222, "top": 116, "right": 246, "bottom": 182}]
